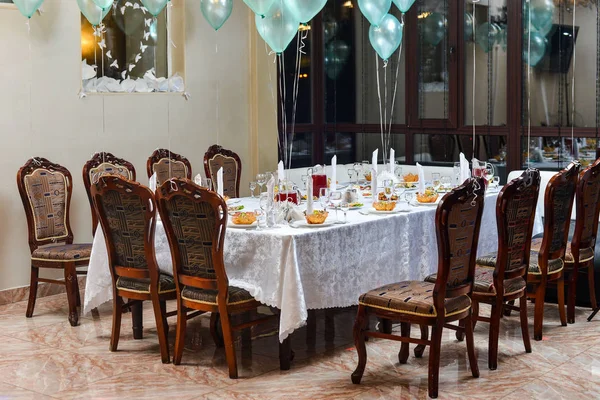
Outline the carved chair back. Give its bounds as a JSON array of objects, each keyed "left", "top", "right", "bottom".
[
  {"left": 203, "top": 145, "right": 242, "bottom": 198},
  {"left": 147, "top": 149, "right": 192, "bottom": 188}
]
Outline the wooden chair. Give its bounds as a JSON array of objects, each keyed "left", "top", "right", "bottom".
[
  {"left": 565, "top": 158, "right": 600, "bottom": 323},
  {"left": 90, "top": 175, "right": 176, "bottom": 363},
  {"left": 467, "top": 169, "right": 541, "bottom": 370},
  {"left": 82, "top": 152, "right": 136, "bottom": 236},
  {"left": 16, "top": 158, "right": 92, "bottom": 327},
  {"left": 203, "top": 144, "right": 242, "bottom": 198},
  {"left": 527, "top": 162, "right": 580, "bottom": 340},
  {"left": 351, "top": 177, "right": 485, "bottom": 399},
  {"left": 147, "top": 149, "right": 192, "bottom": 188},
  {"left": 156, "top": 179, "right": 290, "bottom": 378}
]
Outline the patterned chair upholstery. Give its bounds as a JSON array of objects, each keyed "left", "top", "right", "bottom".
[
  {"left": 91, "top": 176, "right": 175, "bottom": 363},
  {"left": 204, "top": 145, "right": 242, "bottom": 198},
  {"left": 17, "top": 158, "right": 92, "bottom": 327},
  {"left": 83, "top": 152, "right": 136, "bottom": 236},
  {"left": 147, "top": 149, "right": 192, "bottom": 188},
  {"left": 351, "top": 178, "right": 485, "bottom": 399},
  {"left": 156, "top": 179, "right": 286, "bottom": 377}
]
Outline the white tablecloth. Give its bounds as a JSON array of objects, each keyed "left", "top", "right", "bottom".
[{"left": 84, "top": 191, "right": 543, "bottom": 342}]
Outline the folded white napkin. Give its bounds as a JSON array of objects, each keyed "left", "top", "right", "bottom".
[
  {"left": 217, "top": 167, "right": 224, "bottom": 197},
  {"left": 194, "top": 173, "right": 203, "bottom": 186},
  {"left": 285, "top": 204, "right": 305, "bottom": 222},
  {"left": 266, "top": 175, "right": 275, "bottom": 208},
  {"left": 372, "top": 167, "right": 378, "bottom": 202},
  {"left": 331, "top": 155, "right": 337, "bottom": 191},
  {"left": 389, "top": 148, "right": 395, "bottom": 174},
  {"left": 460, "top": 153, "right": 470, "bottom": 184},
  {"left": 372, "top": 149, "right": 378, "bottom": 174},
  {"left": 417, "top": 163, "right": 426, "bottom": 194},
  {"left": 278, "top": 160, "right": 285, "bottom": 182},
  {"left": 149, "top": 172, "right": 157, "bottom": 192},
  {"left": 306, "top": 172, "right": 314, "bottom": 214}
]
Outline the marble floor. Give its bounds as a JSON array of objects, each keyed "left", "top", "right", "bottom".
[{"left": 0, "top": 293, "right": 599, "bottom": 399}]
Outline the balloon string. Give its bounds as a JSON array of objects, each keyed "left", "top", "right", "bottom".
[
  {"left": 168, "top": 98, "right": 172, "bottom": 180},
  {"left": 571, "top": 0, "right": 576, "bottom": 158},
  {"left": 376, "top": 56, "right": 383, "bottom": 163},
  {"left": 277, "top": 54, "right": 288, "bottom": 167},
  {"left": 472, "top": 2, "right": 477, "bottom": 158},
  {"left": 527, "top": 0, "right": 531, "bottom": 168},
  {"left": 153, "top": 17, "right": 158, "bottom": 76},
  {"left": 216, "top": 29, "right": 220, "bottom": 146},
  {"left": 27, "top": 19, "right": 33, "bottom": 147},
  {"left": 387, "top": 16, "right": 404, "bottom": 146},
  {"left": 101, "top": 23, "right": 105, "bottom": 77},
  {"left": 289, "top": 29, "right": 307, "bottom": 171},
  {"left": 265, "top": 42, "right": 279, "bottom": 157},
  {"left": 167, "top": 1, "right": 177, "bottom": 48},
  {"left": 102, "top": 95, "right": 106, "bottom": 164},
  {"left": 93, "top": 25, "right": 97, "bottom": 75}
]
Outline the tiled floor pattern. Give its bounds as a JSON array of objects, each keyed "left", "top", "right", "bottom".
[{"left": 0, "top": 293, "right": 599, "bottom": 399}]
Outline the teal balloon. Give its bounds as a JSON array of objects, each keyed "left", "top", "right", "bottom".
[
  {"left": 255, "top": 1, "right": 300, "bottom": 54},
  {"left": 141, "top": 0, "right": 169, "bottom": 16},
  {"left": 12, "top": 0, "right": 44, "bottom": 18},
  {"left": 392, "top": 0, "right": 415, "bottom": 13},
  {"left": 423, "top": 12, "right": 446, "bottom": 47},
  {"left": 475, "top": 22, "right": 499, "bottom": 53},
  {"left": 369, "top": 13, "right": 403, "bottom": 61},
  {"left": 201, "top": 0, "right": 233, "bottom": 31},
  {"left": 324, "top": 40, "right": 351, "bottom": 80},
  {"left": 524, "top": 31, "right": 547, "bottom": 67},
  {"left": 537, "top": 16, "right": 554, "bottom": 37},
  {"left": 287, "top": 0, "right": 326, "bottom": 24},
  {"left": 464, "top": 12, "right": 473, "bottom": 42},
  {"left": 77, "top": 0, "right": 110, "bottom": 26},
  {"left": 92, "top": 0, "right": 113, "bottom": 10},
  {"left": 358, "top": 0, "right": 392, "bottom": 26},
  {"left": 523, "top": 0, "right": 555, "bottom": 33},
  {"left": 244, "top": 0, "right": 275, "bottom": 17}
]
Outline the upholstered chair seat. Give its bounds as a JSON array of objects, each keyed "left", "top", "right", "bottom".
[
  {"left": 181, "top": 285, "right": 254, "bottom": 306},
  {"left": 564, "top": 243, "right": 596, "bottom": 264},
  {"left": 358, "top": 281, "right": 471, "bottom": 318},
  {"left": 31, "top": 243, "right": 92, "bottom": 262},
  {"left": 425, "top": 269, "right": 526, "bottom": 297},
  {"left": 476, "top": 247, "right": 564, "bottom": 276},
  {"left": 116, "top": 274, "right": 176, "bottom": 294}
]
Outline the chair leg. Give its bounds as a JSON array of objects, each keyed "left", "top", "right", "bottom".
[
  {"left": 488, "top": 302, "right": 501, "bottom": 370},
  {"left": 414, "top": 324, "right": 428, "bottom": 358},
  {"left": 173, "top": 303, "right": 187, "bottom": 365},
  {"left": 455, "top": 318, "right": 465, "bottom": 341},
  {"left": 241, "top": 311, "right": 253, "bottom": 350},
  {"left": 567, "top": 267, "right": 578, "bottom": 324},
  {"left": 306, "top": 310, "right": 317, "bottom": 346},
  {"left": 464, "top": 313, "right": 479, "bottom": 378},
  {"left": 325, "top": 309, "right": 336, "bottom": 342},
  {"left": 279, "top": 336, "right": 292, "bottom": 371},
  {"left": 159, "top": 300, "right": 169, "bottom": 338},
  {"left": 504, "top": 300, "right": 515, "bottom": 316},
  {"left": 220, "top": 311, "right": 238, "bottom": 379},
  {"left": 589, "top": 263, "right": 598, "bottom": 311},
  {"left": 131, "top": 301, "right": 144, "bottom": 340},
  {"left": 64, "top": 262, "right": 79, "bottom": 327},
  {"left": 151, "top": 296, "right": 170, "bottom": 364},
  {"left": 428, "top": 323, "right": 443, "bottom": 399},
  {"left": 519, "top": 293, "right": 532, "bottom": 353},
  {"left": 110, "top": 295, "right": 123, "bottom": 352},
  {"left": 351, "top": 305, "right": 368, "bottom": 385},
  {"left": 472, "top": 300, "right": 479, "bottom": 331},
  {"left": 557, "top": 273, "right": 567, "bottom": 327},
  {"left": 26, "top": 266, "right": 39, "bottom": 318},
  {"left": 532, "top": 282, "right": 546, "bottom": 341},
  {"left": 210, "top": 312, "right": 224, "bottom": 347},
  {"left": 398, "top": 322, "right": 410, "bottom": 364}
]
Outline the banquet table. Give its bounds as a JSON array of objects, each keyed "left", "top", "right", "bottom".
[{"left": 84, "top": 190, "right": 543, "bottom": 342}]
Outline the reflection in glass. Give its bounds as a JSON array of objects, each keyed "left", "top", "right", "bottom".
[
  {"left": 324, "top": 133, "right": 405, "bottom": 165},
  {"left": 289, "top": 133, "right": 314, "bottom": 168},
  {"left": 522, "top": 136, "right": 597, "bottom": 169},
  {"left": 464, "top": 1, "right": 508, "bottom": 126},
  {"left": 283, "top": 24, "right": 312, "bottom": 124},
  {"left": 522, "top": 2, "right": 597, "bottom": 128}
]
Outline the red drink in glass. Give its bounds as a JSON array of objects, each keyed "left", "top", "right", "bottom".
[
  {"left": 277, "top": 191, "right": 299, "bottom": 205},
  {"left": 472, "top": 167, "right": 489, "bottom": 188},
  {"left": 312, "top": 174, "right": 327, "bottom": 198}
]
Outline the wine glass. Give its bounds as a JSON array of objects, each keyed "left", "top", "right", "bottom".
[
  {"left": 330, "top": 190, "right": 343, "bottom": 222},
  {"left": 453, "top": 162, "right": 461, "bottom": 186},
  {"left": 382, "top": 179, "right": 395, "bottom": 201},
  {"left": 485, "top": 163, "right": 495, "bottom": 186},
  {"left": 259, "top": 192, "right": 269, "bottom": 211},
  {"left": 361, "top": 161, "right": 370, "bottom": 184},
  {"left": 319, "top": 187, "right": 330, "bottom": 210},
  {"left": 256, "top": 173, "right": 267, "bottom": 193},
  {"left": 432, "top": 173, "right": 441, "bottom": 192},
  {"left": 440, "top": 176, "right": 452, "bottom": 192},
  {"left": 491, "top": 176, "right": 501, "bottom": 190},
  {"left": 353, "top": 163, "right": 362, "bottom": 184},
  {"left": 404, "top": 191, "right": 414, "bottom": 205},
  {"left": 347, "top": 167, "right": 355, "bottom": 184},
  {"left": 255, "top": 209, "right": 265, "bottom": 230},
  {"left": 249, "top": 181, "right": 257, "bottom": 198},
  {"left": 340, "top": 201, "right": 350, "bottom": 223},
  {"left": 395, "top": 165, "right": 403, "bottom": 179}
]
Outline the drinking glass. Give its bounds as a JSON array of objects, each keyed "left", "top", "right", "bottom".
[
  {"left": 319, "top": 187, "right": 330, "bottom": 210},
  {"left": 453, "top": 162, "right": 461, "bottom": 186},
  {"left": 249, "top": 181, "right": 257, "bottom": 198},
  {"left": 340, "top": 201, "right": 350, "bottom": 223},
  {"left": 432, "top": 173, "right": 441, "bottom": 192},
  {"left": 259, "top": 193, "right": 269, "bottom": 212},
  {"left": 256, "top": 173, "right": 267, "bottom": 193},
  {"left": 395, "top": 165, "right": 403, "bottom": 178},
  {"left": 361, "top": 161, "right": 370, "bottom": 184},
  {"left": 382, "top": 179, "right": 395, "bottom": 201},
  {"left": 353, "top": 163, "right": 362, "bottom": 183},
  {"left": 440, "top": 176, "right": 452, "bottom": 191},
  {"left": 491, "top": 176, "right": 500, "bottom": 190},
  {"left": 330, "top": 190, "right": 343, "bottom": 222},
  {"left": 347, "top": 167, "right": 354, "bottom": 183},
  {"left": 255, "top": 209, "right": 266, "bottom": 230},
  {"left": 301, "top": 174, "right": 308, "bottom": 186},
  {"left": 404, "top": 191, "right": 414, "bottom": 204}
]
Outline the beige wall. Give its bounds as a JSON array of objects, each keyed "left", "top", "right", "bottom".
[{"left": 0, "top": 0, "right": 278, "bottom": 291}]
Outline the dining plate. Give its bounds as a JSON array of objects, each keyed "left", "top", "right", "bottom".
[
  {"left": 368, "top": 208, "right": 406, "bottom": 215},
  {"left": 413, "top": 200, "right": 440, "bottom": 207},
  {"left": 292, "top": 220, "right": 335, "bottom": 228},
  {"left": 227, "top": 199, "right": 242, "bottom": 205},
  {"left": 228, "top": 221, "right": 257, "bottom": 229}
]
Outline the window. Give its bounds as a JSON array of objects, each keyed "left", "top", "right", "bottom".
[{"left": 80, "top": 0, "right": 184, "bottom": 93}]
